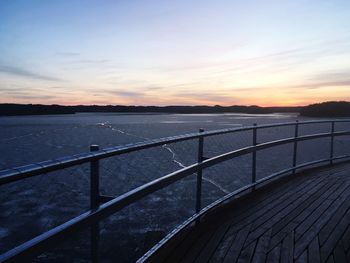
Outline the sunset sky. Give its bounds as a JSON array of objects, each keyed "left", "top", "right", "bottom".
[{"left": 0, "top": 0, "right": 349, "bottom": 106}]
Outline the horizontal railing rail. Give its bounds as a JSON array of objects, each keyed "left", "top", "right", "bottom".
[{"left": 1, "top": 119, "right": 350, "bottom": 262}]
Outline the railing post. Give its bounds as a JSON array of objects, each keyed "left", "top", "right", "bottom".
[
  {"left": 252, "top": 124, "right": 257, "bottom": 189},
  {"left": 292, "top": 120, "right": 299, "bottom": 174},
  {"left": 195, "top": 128, "right": 204, "bottom": 224},
  {"left": 90, "top": 145, "right": 100, "bottom": 263},
  {"left": 90, "top": 145, "right": 100, "bottom": 209},
  {"left": 330, "top": 121, "right": 335, "bottom": 165}
]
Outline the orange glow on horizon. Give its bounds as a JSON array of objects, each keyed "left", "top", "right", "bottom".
[{"left": 1, "top": 1, "right": 350, "bottom": 107}]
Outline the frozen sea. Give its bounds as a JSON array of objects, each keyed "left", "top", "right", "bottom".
[{"left": 0, "top": 113, "right": 349, "bottom": 262}]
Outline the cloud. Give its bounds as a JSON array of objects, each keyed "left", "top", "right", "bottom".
[
  {"left": 100, "top": 89, "right": 147, "bottom": 98},
  {"left": 228, "top": 70, "right": 350, "bottom": 92},
  {"left": 0, "top": 65, "right": 61, "bottom": 81},
  {"left": 6, "top": 94, "right": 57, "bottom": 100},
  {"left": 71, "top": 59, "right": 111, "bottom": 65},
  {"left": 1, "top": 88, "right": 57, "bottom": 100},
  {"left": 292, "top": 80, "right": 350, "bottom": 89},
  {"left": 172, "top": 90, "right": 238, "bottom": 104},
  {"left": 202, "top": 40, "right": 350, "bottom": 78},
  {"left": 289, "top": 70, "right": 350, "bottom": 89},
  {"left": 56, "top": 52, "right": 80, "bottom": 57},
  {"left": 309, "top": 70, "right": 350, "bottom": 82},
  {"left": 230, "top": 87, "right": 264, "bottom": 92},
  {"left": 143, "top": 86, "right": 163, "bottom": 91},
  {"left": 244, "top": 48, "right": 306, "bottom": 63}
]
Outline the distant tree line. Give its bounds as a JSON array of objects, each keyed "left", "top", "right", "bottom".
[
  {"left": 299, "top": 101, "right": 350, "bottom": 117},
  {"left": 71, "top": 105, "right": 300, "bottom": 114},
  {"left": 0, "top": 104, "right": 300, "bottom": 116},
  {"left": 0, "top": 101, "right": 349, "bottom": 117},
  {"left": 0, "top": 104, "right": 75, "bottom": 116}
]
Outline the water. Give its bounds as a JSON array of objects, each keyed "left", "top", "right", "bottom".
[
  {"left": 0, "top": 113, "right": 349, "bottom": 262},
  {"left": 0, "top": 112, "right": 298, "bottom": 169}
]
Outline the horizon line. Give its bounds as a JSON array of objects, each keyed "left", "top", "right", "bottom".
[{"left": 1, "top": 100, "right": 349, "bottom": 108}]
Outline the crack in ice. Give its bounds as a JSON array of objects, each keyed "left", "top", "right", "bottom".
[
  {"left": 162, "top": 144, "right": 186, "bottom": 168},
  {"left": 97, "top": 121, "right": 230, "bottom": 194}
]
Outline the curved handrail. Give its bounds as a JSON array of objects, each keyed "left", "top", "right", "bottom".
[
  {"left": 1, "top": 130, "right": 350, "bottom": 262},
  {"left": 1, "top": 119, "right": 350, "bottom": 185}
]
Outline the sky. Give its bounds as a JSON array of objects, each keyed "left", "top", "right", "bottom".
[{"left": 0, "top": 0, "right": 350, "bottom": 106}]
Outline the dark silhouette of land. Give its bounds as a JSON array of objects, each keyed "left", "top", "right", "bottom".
[
  {"left": 0, "top": 104, "right": 75, "bottom": 116},
  {"left": 0, "top": 103, "right": 300, "bottom": 116},
  {"left": 0, "top": 101, "right": 349, "bottom": 117},
  {"left": 300, "top": 101, "right": 350, "bottom": 117}
]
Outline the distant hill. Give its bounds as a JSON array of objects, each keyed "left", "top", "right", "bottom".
[
  {"left": 300, "top": 101, "right": 350, "bottom": 117},
  {"left": 0, "top": 104, "right": 75, "bottom": 116},
  {"left": 2, "top": 102, "right": 349, "bottom": 117},
  {"left": 0, "top": 103, "right": 301, "bottom": 116}
]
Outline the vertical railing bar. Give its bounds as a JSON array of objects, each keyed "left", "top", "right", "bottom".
[
  {"left": 90, "top": 145, "right": 100, "bottom": 263},
  {"left": 330, "top": 121, "right": 335, "bottom": 165},
  {"left": 195, "top": 128, "right": 204, "bottom": 225},
  {"left": 90, "top": 145, "right": 100, "bottom": 209},
  {"left": 252, "top": 124, "right": 257, "bottom": 189},
  {"left": 292, "top": 120, "right": 299, "bottom": 174}
]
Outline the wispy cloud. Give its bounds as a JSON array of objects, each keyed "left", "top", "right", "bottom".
[
  {"left": 292, "top": 80, "right": 350, "bottom": 89},
  {"left": 1, "top": 88, "right": 57, "bottom": 100},
  {"left": 309, "top": 70, "right": 350, "bottom": 82},
  {"left": 70, "top": 59, "right": 111, "bottom": 65},
  {"left": 5, "top": 94, "right": 57, "bottom": 100},
  {"left": 142, "top": 86, "right": 163, "bottom": 91},
  {"left": 289, "top": 70, "right": 350, "bottom": 89},
  {"left": 0, "top": 65, "right": 61, "bottom": 81},
  {"left": 99, "top": 89, "right": 147, "bottom": 98},
  {"left": 172, "top": 90, "right": 238, "bottom": 104},
  {"left": 56, "top": 52, "right": 80, "bottom": 57}
]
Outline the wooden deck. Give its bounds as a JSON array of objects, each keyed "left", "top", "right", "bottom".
[{"left": 149, "top": 162, "right": 350, "bottom": 263}]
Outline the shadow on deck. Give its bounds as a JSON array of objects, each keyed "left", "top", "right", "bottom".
[{"left": 148, "top": 162, "right": 350, "bottom": 263}]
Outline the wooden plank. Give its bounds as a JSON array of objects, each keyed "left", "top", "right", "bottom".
[
  {"left": 295, "top": 249, "right": 308, "bottom": 263},
  {"left": 294, "top": 180, "right": 348, "bottom": 240},
  {"left": 341, "top": 225, "right": 350, "bottom": 253},
  {"left": 145, "top": 220, "right": 197, "bottom": 263},
  {"left": 180, "top": 227, "right": 217, "bottom": 263},
  {"left": 194, "top": 223, "right": 231, "bottom": 263},
  {"left": 225, "top": 172, "right": 330, "bottom": 234},
  {"left": 270, "top": 190, "right": 330, "bottom": 255},
  {"left": 250, "top": 174, "right": 331, "bottom": 230},
  {"left": 250, "top": 229, "right": 272, "bottom": 263},
  {"left": 320, "top": 207, "right": 350, "bottom": 262},
  {"left": 237, "top": 240, "right": 257, "bottom": 263},
  {"left": 266, "top": 244, "right": 281, "bottom": 263},
  {"left": 223, "top": 224, "right": 252, "bottom": 263},
  {"left": 164, "top": 224, "right": 214, "bottom": 263},
  {"left": 308, "top": 236, "right": 321, "bottom": 263},
  {"left": 318, "top": 192, "right": 350, "bottom": 246},
  {"left": 244, "top": 177, "right": 333, "bottom": 247},
  {"left": 253, "top": 174, "right": 333, "bottom": 234},
  {"left": 293, "top": 188, "right": 350, "bottom": 258},
  {"left": 208, "top": 227, "right": 237, "bottom": 263},
  {"left": 269, "top": 179, "right": 342, "bottom": 250},
  {"left": 280, "top": 231, "right": 294, "bottom": 263},
  {"left": 333, "top": 240, "right": 347, "bottom": 263},
  {"left": 325, "top": 254, "right": 335, "bottom": 263},
  {"left": 346, "top": 248, "right": 350, "bottom": 262}
]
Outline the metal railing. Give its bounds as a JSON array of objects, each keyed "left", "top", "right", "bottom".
[{"left": 1, "top": 119, "right": 350, "bottom": 262}]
